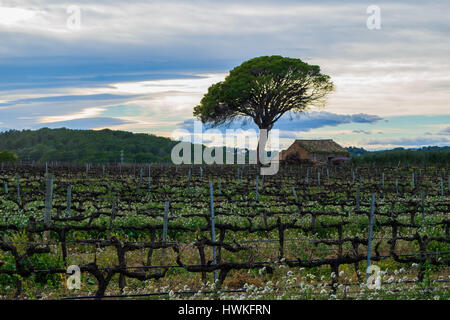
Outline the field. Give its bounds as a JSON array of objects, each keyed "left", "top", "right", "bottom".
[{"left": 0, "top": 163, "right": 448, "bottom": 300}]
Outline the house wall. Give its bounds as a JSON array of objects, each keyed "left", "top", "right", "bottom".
[
  {"left": 285, "top": 144, "right": 310, "bottom": 160},
  {"left": 282, "top": 141, "right": 349, "bottom": 163},
  {"left": 311, "top": 153, "right": 347, "bottom": 162}
]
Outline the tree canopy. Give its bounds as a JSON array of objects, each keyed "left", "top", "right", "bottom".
[
  {"left": 194, "top": 55, "right": 334, "bottom": 131},
  {"left": 0, "top": 150, "right": 18, "bottom": 163}
]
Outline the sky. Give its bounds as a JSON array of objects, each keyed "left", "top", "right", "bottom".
[{"left": 0, "top": 0, "right": 449, "bottom": 151}]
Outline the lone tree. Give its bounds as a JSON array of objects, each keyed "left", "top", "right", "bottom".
[{"left": 194, "top": 56, "right": 334, "bottom": 162}]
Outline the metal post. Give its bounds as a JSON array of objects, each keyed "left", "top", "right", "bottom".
[
  {"left": 291, "top": 186, "right": 298, "bottom": 204},
  {"left": 108, "top": 197, "right": 116, "bottom": 240},
  {"left": 209, "top": 181, "right": 217, "bottom": 283},
  {"left": 16, "top": 174, "right": 21, "bottom": 205},
  {"left": 366, "top": 193, "right": 376, "bottom": 281},
  {"left": 148, "top": 163, "right": 152, "bottom": 195},
  {"left": 44, "top": 174, "right": 54, "bottom": 227},
  {"left": 187, "top": 168, "right": 191, "bottom": 190},
  {"left": 162, "top": 200, "right": 170, "bottom": 260},
  {"left": 66, "top": 185, "right": 72, "bottom": 217},
  {"left": 421, "top": 191, "right": 425, "bottom": 227},
  {"left": 356, "top": 188, "right": 360, "bottom": 211},
  {"left": 255, "top": 176, "right": 259, "bottom": 202}
]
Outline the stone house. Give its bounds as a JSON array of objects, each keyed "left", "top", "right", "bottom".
[{"left": 279, "top": 139, "right": 349, "bottom": 164}]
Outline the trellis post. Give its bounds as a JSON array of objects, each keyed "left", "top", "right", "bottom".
[
  {"left": 291, "top": 186, "right": 298, "bottom": 204},
  {"left": 44, "top": 173, "right": 54, "bottom": 227},
  {"left": 108, "top": 197, "right": 116, "bottom": 240},
  {"left": 16, "top": 174, "right": 21, "bottom": 205},
  {"left": 209, "top": 181, "right": 217, "bottom": 283},
  {"left": 421, "top": 191, "right": 425, "bottom": 227},
  {"left": 187, "top": 167, "right": 191, "bottom": 190},
  {"left": 255, "top": 176, "right": 259, "bottom": 202},
  {"left": 356, "top": 188, "right": 360, "bottom": 211},
  {"left": 66, "top": 185, "right": 72, "bottom": 217},
  {"left": 148, "top": 163, "right": 152, "bottom": 195},
  {"left": 366, "top": 193, "right": 376, "bottom": 281},
  {"left": 161, "top": 200, "right": 170, "bottom": 261}
]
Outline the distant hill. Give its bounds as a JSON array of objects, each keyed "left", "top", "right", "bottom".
[
  {"left": 346, "top": 146, "right": 369, "bottom": 157},
  {"left": 348, "top": 146, "right": 450, "bottom": 166},
  {"left": 0, "top": 128, "right": 448, "bottom": 165},
  {"left": 0, "top": 128, "right": 178, "bottom": 163}
]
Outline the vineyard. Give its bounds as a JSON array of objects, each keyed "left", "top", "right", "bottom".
[{"left": 0, "top": 163, "right": 449, "bottom": 300}]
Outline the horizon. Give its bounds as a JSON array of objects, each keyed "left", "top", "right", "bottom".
[
  {"left": 1, "top": 1, "right": 449, "bottom": 152},
  {"left": 1, "top": 126, "right": 449, "bottom": 153}
]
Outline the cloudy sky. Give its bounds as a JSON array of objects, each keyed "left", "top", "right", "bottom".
[{"left": 0, "top": 0, "right": 449, "bottom": 150}]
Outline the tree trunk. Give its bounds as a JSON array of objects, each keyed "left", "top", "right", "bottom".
[{"left": 257, "top": 127, "right": 271, "bottom": 165}]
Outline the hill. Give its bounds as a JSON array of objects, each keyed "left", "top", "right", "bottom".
[
  {"left": 0, "top": 128, "right": 448, "bottom": 165},
  {"left": 0, "top": 128, "right": 178, "bottom": 163},
  {"left": 348, "top": 146, "right": 450, "bottom": 166}
]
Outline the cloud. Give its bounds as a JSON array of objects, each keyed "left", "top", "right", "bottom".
[
  {"left": 0, "top": 6, "right": 37, "bottom": 27},
  {"left": 178, "top": 111, "right": 383, "bottom": 133},
  {"left": 1, "top": 0, "right": 450, "bottom": 149},
  {"left": 353, "top": 130, "right": 371, "bottom": 134},
  {"left": 0, "top": 93, "right": 139, "bottom": 107},
  {"left": 32, "top": 117, "right": 135, "bottom": 130},
  {"left": 437, "top": 126, "right": 450, "bottom": 135},
  {"left": 367, "top": 136, "right": 450, "bottom": 147}
]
